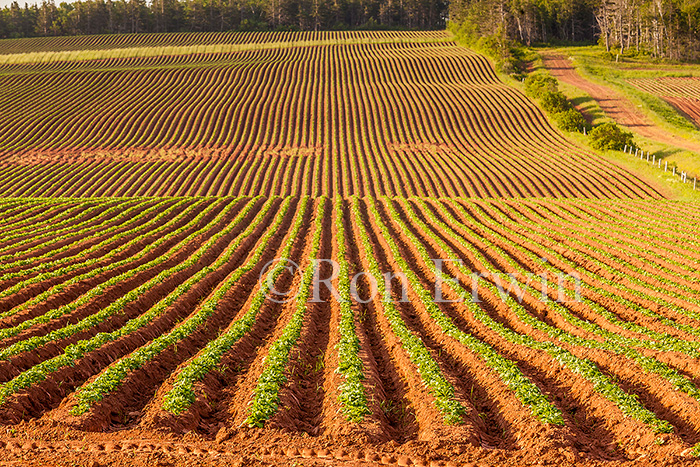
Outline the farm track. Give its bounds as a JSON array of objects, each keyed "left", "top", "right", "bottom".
[
  {"left": 0, "top": 197, "right": 697, "bottom": 465},
  {"left": 542, "top": 52, "right": 700, "bottom": 154}
]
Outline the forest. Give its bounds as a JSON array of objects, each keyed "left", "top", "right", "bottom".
[
  {"left": 0, "top": 0, "right": 699, "bottom": 61},
  {"left": 449, "top": 0, "right": 700, "bottom": 61},
  {"left": 0, "top": 0, "right": 446, "bottom": 37}
]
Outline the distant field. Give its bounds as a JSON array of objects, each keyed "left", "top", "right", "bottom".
[
  {"left": 629, "top": 77, "right": 700, "bottom": 128},
  {"left": 0, "top": 30, "right": 447, "bottom": 55},
  {"left": 0, "top": 33, "right": 659, "bottom": 198}
]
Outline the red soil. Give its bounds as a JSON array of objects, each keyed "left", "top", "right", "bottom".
[
  {"left": 541, "top": 52, "right": 700, "bottom": 154},
  {"left": 0, "top": 198, "right": 699, "bottom": 465},
  {"left": 666, "top": 97, "right": 700, "bottom": 128}
]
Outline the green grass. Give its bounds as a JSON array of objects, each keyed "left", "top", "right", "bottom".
[
  {"left": 556, "top": 80, "right": 607, "bottom": 126},
  {"left": 509, "top": 44, "right": 700, "bottom": 200},
  {"left": 565, "top": 131, "right": 700, "bottom": 201},
  {"left": 566, "top": 48, "right": 699, "bottom": 132}
]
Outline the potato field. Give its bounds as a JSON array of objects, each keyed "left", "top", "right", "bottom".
[{"left": 0, "top": 31, "right": 696, "bottom": 467}]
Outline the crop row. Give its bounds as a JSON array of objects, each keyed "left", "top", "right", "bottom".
[
  {"left": 0, "top": 197, "right": 260, "bottom": 370},
  {"left": 0, "top": 197, "right": 699, "bottom": 457},
  {"left": 0, "top": 30, "right": 447, "bottom": 56},
  {"left": 0, "top": 199, "right": 155, "bottom": 272},
  {"left": 0, "top": 199, "right": 212, "bottom": 343},
  {"left": 244, "top": 197, "right": 324, "bottom": 426},
  {"left": 629, "top": 77, "right": 700, "bottom": 99},
  {"left": 350, "top": 196, "right": 466, "bottom": 424},
  {"left": 402, "top": 198, "right": 693, "bottom": 432},
  {"left": 0, "top": 198, "right": 198, "bottom": 304},
  {"left": 0, "top": 36, "right": 662, "bottom": 199},
  {"left": 332, "top": 197, "right": 372, "bottom": 422},
  {"left": 160, "top": 196, "right": 304, "bottom": 415},
  {"left": 68, "top": 197, "right": 298, "bottom": 416},
  {"left": 629, "top": 77, "right": 700, "bottom": 127},
  {"left": 485, "top": 200, "right": 700, "bottom": 333},
  {"left": 442, "top": 200, "right": 700, "bottom": 358},
  {"left": 0, "top": 199, "right": 129, "bottom": 262}
]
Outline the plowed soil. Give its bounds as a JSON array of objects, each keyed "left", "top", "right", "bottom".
[
  {"left": 1, "top": 32, "right": 699, "bottom": 467},
  {"left": 0, "top": 198, "right": 698, "bottom": 466}
]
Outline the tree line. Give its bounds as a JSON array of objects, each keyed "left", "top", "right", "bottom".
[
  {"left": 0, "top": 0, "right": 446, "bottom": 38},
  {"left": 2, "top": 0, "right": 699, "bottom": 61},
  {"left": 449, "top": 0, "right": 700, "bottom": 61}
]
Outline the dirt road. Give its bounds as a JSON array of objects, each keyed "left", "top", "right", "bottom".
[{"left": 541, "top": 52, "right": 700, "bottom": 154}]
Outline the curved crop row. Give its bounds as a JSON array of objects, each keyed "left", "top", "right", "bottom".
[
  {"left": 0, "top": 196, "right": 261, "bottom": 366},
  {"left": 442, "top": 200, "right": 700, "bottom": 358},
  {"left": 160, "top": 196, "right": 304, "bottom": 415},
  {"left": 0, "top": 199, "right": 213, "bottom": 342},
  {"left": 0, "top": 198, "right": 197, "bottom": 304},
  {"left": 407, "top": 199, "right": 700, "bottom": 418},
  {"left": 374, "top": 197, "right": 673, "bottom": 433},
  {"left": 463, "top": 201, "right": 700, "bottom": 352},
  {"left": 68, "top": 197, "right": 299, "bottom": 415},
  {"left": 0, "top": 197, "right": 698, "bottom": 461},
  {"left": 0, "top": 199, "right": 152, "bottom": 272},
  {"left": 0, "top": 36, "right": 661, "bottom": 199},
  {"left": 245, "top": 197, "right": 325, "bottom": 426}
]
